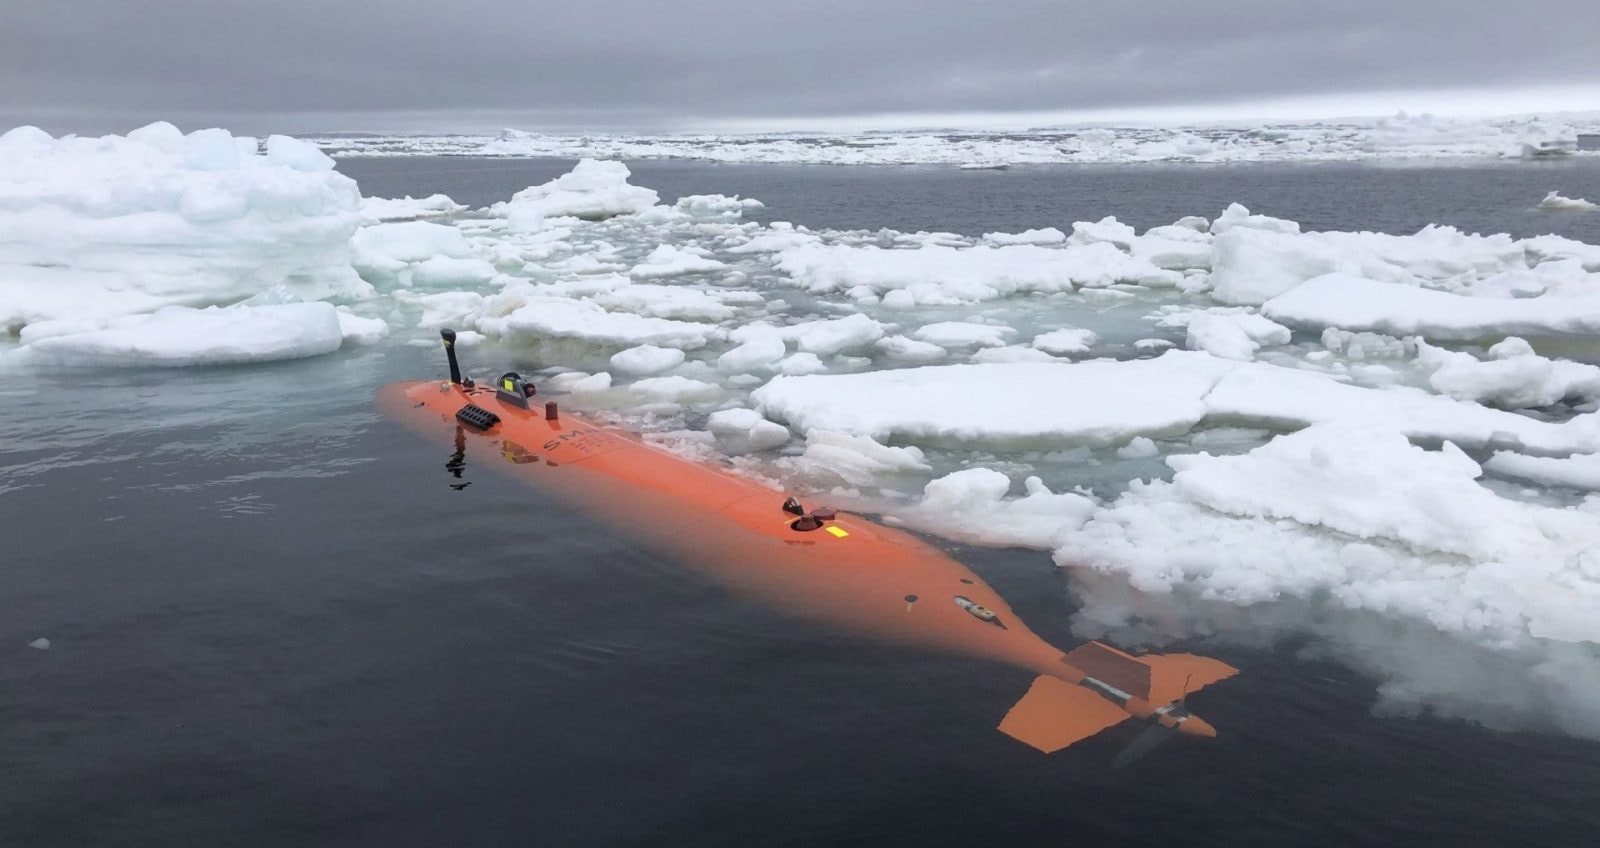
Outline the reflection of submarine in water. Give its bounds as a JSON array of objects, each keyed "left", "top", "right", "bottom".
[{"left": 378, "top": 329, "right": 1238, "bottom": 762}]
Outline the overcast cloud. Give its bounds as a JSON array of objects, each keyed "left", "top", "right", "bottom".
[{"left": 3, "top": 0, "right": 1597, "bottom": 134}]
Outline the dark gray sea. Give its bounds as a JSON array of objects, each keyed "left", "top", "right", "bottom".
[{"left": 4, "top": 157, "right": 1600, "bottom": 847}]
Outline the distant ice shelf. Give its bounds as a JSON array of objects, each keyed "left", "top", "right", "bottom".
[{"left": 305, "top": 112, "right": 1600, "bottom": 165}]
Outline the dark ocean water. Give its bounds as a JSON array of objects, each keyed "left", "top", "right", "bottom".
[{"left": 4, "top": 157, "right": 1600, "bottom": 847}]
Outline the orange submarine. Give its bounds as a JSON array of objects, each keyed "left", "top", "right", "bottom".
[{"left": 379, "top": 329, "right": 1238, "bottom": 763}]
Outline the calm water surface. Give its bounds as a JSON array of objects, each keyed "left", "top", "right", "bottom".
[{"left": 4, "top": 157, "right": 1600, "bottom": 846}]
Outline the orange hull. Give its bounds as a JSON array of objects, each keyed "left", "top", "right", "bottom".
[{"left": 379, "top": 374, "right": 1236, "bottom": 756}]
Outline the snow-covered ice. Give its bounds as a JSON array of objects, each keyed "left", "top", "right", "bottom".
[
  {"left": 8, "top": 303, "right": 346, "bottom": 367},
  {"left": 0, "top": 123, "right": 366, "bottom": 339}
]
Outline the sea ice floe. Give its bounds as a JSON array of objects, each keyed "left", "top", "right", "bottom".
[
  {"left": 502, "top": 159, "right": 658, "bottom": 227},
  {"left": 312, "top": 112, "right": 1590, "bottom": 165},
  {"left": 1538, "top": 190, "right": 1597, "bottom": 212},
  {"left": 7, "top": 303, "right": 346, "bottom": 367},
  {"left": 360, "top": 193, "right": 466, "bottom": 223},
  {"left": 0, "top": 123, "right": 366, "bottom": 337},
  {"left": 1263, "top": 274, "right": 1600, "bottom": 341},
  {"left": 1056, "top": 422, "right": 1600, "bottom": 736},
  {"left": 753, "top": 351, "right": 1600, "bottom": 454}
]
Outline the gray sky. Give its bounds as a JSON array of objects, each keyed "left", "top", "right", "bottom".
[{"left": 3, "top": 0, "right": 1597, "bottom": 134}]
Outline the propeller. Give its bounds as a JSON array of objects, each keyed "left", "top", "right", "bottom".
[
  {"left": 1112, "top": 674, "right": 1195, "bottom": 769},
  {"left": 1112, "top": 723, "right": 1178, "bottom": 769}
]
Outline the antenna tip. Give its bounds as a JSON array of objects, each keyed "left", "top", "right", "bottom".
[{"left": 440, "top": 328, "right": 457, "bottom": 343}]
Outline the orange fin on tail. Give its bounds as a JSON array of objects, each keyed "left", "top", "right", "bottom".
[
  {"left": 998, "top": 675, "right": 1131, "bottom": 753},
  {"left": 1138, "top": 653, "right": 1239, "bottom": 706}
]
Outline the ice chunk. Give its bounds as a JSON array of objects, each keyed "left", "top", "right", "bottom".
[
  {"left": 674, "top": 194, "right": 763, "bottom": 220},
  {"left": 1030, "top": 328, "right": 1099, "bottom": 356},
  {"left": 1417, "top": 340, "right": 1600, "bottom": 409},
  {"left": 28, "top": 637, "right": 50, "bottom": 650},
  {"left": 1067, "top": 217, "right": 1136, "bottom": 248},
  {"left": 628, "top": 244, "right": 728, "bottom": 279},
  {"left": 876, "top": 335, "right": 948, "bottom": 363},
  {"left": 630, "top": 375, "right": 722, "bottom": 402},
  {"left": 798, "top": 430, "right": 931, "bottom": 484},
  {"left": 1116, "top": 436, "right": 1160, "bottom": 458},
  {"left": 707, "top": 408, "right": 790, "bottom": 452},
  {"left": 1264, "top": 274, "right": 1600, "bottom": 341},
  {"left": 1485, "top": 451, "right": 1600, "bottom": 491},
  {"left": 717, "top": 331, "right": 789, "bottom": 373},
  {"left": 0, "top": 124, "right": 365, "bottom": 333},
  {"left": 1208, "top": 203, "right": 1301, "bottom": 236},
  {"left": 754, "top": 350, "right": 1600, "bottom": 455},
  {"left": 610, "top": 344, "right": 686, "bottom": 375},
  {"left": 908, "top": 470, "right": 1096, "bottom": 549},
  {"left": 504, "top": 159, "right": 659, "bottom": 226},
  {"left": 1184, "top": 312, "right": 1292, "bottom": 361},
  {"left": 982, "top": 228, "right": 1066, "bottom": 246},
  {"left": 477, "top": 293, "right": 720, "bottom": 350},
  {"left": 360, "top": 193, "right": 466, "bottom": 223},
  {"left": 910, "top": 321, "right": 1016, "bottom": 349},
  {"left": 775, "top": 241, "right": 1176, "bottom": 304},
  {"left": 10, "top": 303, "right": 344, "bottom": 367},
  {"left": 795, "top": 313, "right": 886, "bottom": 357},
  {"left": 754, "top": 353, "right": 1235, "bottom": 449},
  {"left": 411, "top": 256, "right": 499, "bottom": 287},
  {"left": 592, "top": 283, "right": 735, "bottom": 322},
  {"left": 352, "top": 221, "right": 471, "bottom": 265},
  {"left": 1539, "top": 191, "right": 1597, "bottom": 212},
  {"left": 335, "top": 310, "right": 390, "bottom": 345}
]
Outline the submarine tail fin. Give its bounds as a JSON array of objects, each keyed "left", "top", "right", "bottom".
[
  {"left": 1137, "top": 653, "right": 1239, "bottom": 707},
  {"left": 998, "top": 675, "right": 1131, "bottom": 753}
]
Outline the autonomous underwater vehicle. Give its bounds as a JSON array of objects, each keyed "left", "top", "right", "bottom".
[{"left": 378, "top": 329, "right": 1239, "bottom": 763}]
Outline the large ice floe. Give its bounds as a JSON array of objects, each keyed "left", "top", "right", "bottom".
[
  {"left": 11, "top": 127, "right": 1600, "bottom": 742},
  {"left": 0, "top": 122, "right": 378, "bottom": 366}
]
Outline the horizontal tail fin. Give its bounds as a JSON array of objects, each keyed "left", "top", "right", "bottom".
[{"left": 998, "top": 675, "right": 1130, "bottom": 753}]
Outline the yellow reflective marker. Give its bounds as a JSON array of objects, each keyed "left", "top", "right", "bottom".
[{"left": 826, "top": 526, "right": 849, "bottom": 538}]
